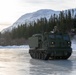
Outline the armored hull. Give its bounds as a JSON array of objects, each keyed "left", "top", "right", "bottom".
[{"left": 29, "top": 33, "right": 72, "bottom": 60}]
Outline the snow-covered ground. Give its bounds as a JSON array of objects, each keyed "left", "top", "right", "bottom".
[
  {"left": 0, "top": 47, "right": 75, "bottom": 75},
  {"left": 0, "top": 45, "right": 29, "bottom": 49},
  {"left": 0, "top": 40, "right": 75, "bottom": 75},
  {"left": 71, "top": 39, "right": 76, "bottom": 51}
]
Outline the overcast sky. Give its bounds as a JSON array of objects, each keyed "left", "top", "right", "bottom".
[{"left": 0, "top": 0, "right": 76, "bottom": 31}]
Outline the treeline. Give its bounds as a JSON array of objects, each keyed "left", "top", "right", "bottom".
[
  {"left": 10, "top": 10, "right": 76, "bottom": 38},
  {"left": 0, "top": 10, "right": 76, "bottom": 45}
]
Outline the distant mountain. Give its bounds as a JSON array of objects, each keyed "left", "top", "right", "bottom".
[
  {"left": 1, "top": 8, "right": 76, "bottom": 33},
  {"left": 12, "top": 9, "right": 60, "bottom": 27},
  {"left": 1, "top": 9, "right": 60, "bottom": 33}
]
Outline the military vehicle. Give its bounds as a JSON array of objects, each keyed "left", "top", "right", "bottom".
[{"left": 28, "top": 26, "right": 72, "bottom": 60}]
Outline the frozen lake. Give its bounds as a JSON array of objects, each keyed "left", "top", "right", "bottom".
[{"left": 0, "top": 42, "right": 76, "bottom": 75}]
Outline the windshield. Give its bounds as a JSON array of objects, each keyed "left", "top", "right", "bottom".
[
  {"left": 49, "top": 34, "right": 70, "bottom": 40},
  {"left": 49, "top": 34, "right": 62, "bottom": 39},
  {"left": 49, "top": 35, "right": 55, "bottom": 39},
  {"left": 56, "top": 35, "right": 62, "bottom": 39},
  {"left": 63, "top": 35, "right": 70, "bottom": 40}
]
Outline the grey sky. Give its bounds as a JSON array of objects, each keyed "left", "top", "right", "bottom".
[{"left": 26, "top": 0, "right": 76, "bottom": 10}]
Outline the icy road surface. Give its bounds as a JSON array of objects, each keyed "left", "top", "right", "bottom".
[{"left": 0, "top": 43, "right": 75, "bottom": 75}]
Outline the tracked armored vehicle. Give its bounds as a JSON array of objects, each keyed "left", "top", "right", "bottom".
[{"left": 29, "top": 27, "right": 72, "bottom": 60}]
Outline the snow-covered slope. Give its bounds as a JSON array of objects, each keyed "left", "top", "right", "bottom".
[
  {"left": 1, "top": 8, "right": 76, "bottom": 33},
  {"left": 1, "top": 9, "right": 60, "bottom": 33},
  {"left": 12, "top": 9, "right": 60, "bottom": 26}
]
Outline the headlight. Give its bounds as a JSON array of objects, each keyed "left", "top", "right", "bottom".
[
  {"left": 68, "top": 42, "right": 70, "bottom": 44},
  {"left": 50, "top": 42, "right": 55, "bottom": 47},
  {"left": 67, "top": 41, "right": 71, "bottom": 45},
  {"left": 51, "top": 42, "right": 54, "bottom": 44},
  {"left": 67, "top": 41, "right": 71, "bottom": 46}
]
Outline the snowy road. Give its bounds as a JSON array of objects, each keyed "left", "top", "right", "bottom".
[{"left": 0, "top": 47, "right": 76, "bottom": 75}]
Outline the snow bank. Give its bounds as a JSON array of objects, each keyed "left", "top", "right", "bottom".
[
  {"left": 71, "top": 43, "right": 76, "bottom": 51},
  {"left": 0, "top": 45, "right": 30, "bottom": 49},
  {"left": 71, "top": 39, "right": 76, "bottom": 51}
]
